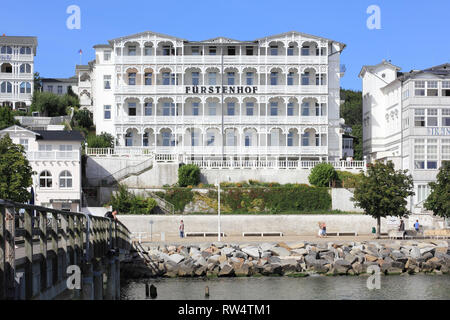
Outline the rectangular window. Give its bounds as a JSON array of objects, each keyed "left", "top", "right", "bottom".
[
  {"left": 162, "top": 72, "right": 170, "bottom": 85},
  {"left": 192, "top": 102, "right": 199, "bottom": 116},
  {"left": 191, "top": 46, "right": 200, "bottom": 55},
  {"left": 162, "top": 132, "right": 171, "bottom": 146},
  {"left": 414, "top": 139, "right": 425, "bottom": 169},
  {"left": 47, "top": 85, "right": 53, "bottom": 93},
  {"left": 144, "top": 46, "right": 152, "bottom": 56},
  {"left": 301, "top": 46, "right": 310, "bottom": 56},
  {"left": 209, "top": 47, "right": 216, "bottom": 55},
  {"left": 227, "top": 72, "right": 235, "bottom": 85},
  {"left": 287, "top": 72, "right": 294, "bottom": 85},
  {"left": 227, "top": 102, "right": 235, "bottom": 116},
  {"left": 38, "top": 144, "right": 52, "bottom": 151},
  {"left": 301, "top": 72, "right": 310, "bottom": 85},
  {"left": 162, "top": 102, "right": 174, "bottom": 116},
  {"left": 427, "top": 139, "right": 438, "bottom": 169},
  {"left": 207, "top": 132, "right": 215, "bottom": 146},
  {"left": 246, "top": 46, "right": 253, "bottom": 56},
  {"left": 270, "top": 46, "right": 278, "bottom": 56},
  {"left": 246, "top": 72, "right": 254, "bottom": 85},
  {"left": 442, "top": 81, "right": 450, "bottom": 96},
  {"left": 427, "top": 109, "right": 438, "bottom": 126},
  {"left": 208, "top": 102, "right": 217, "bottom": 116},
  {"left": 104, "top": 50, "right": 111, "bottom": 61},
  {"left": 301, "top": 103, "right": 310, "bottom": 116},
  {"left": 415, "top": 81, "right": 425, "bottom": 96},
  {"left": 145, "top": 73, "right": 152, "bottom": 85},
  {"left": 59, "top": 144, "right": 72, "bottom": 152},
  {"left": 287, "top": 46, "right": 294, "bottom": 56},
  {"left": 57, "top": 86, "right": 63, "bottom": 94},
  {"left": 287, "top": 103, "right": 294, "bottom": 116},
  {"left": 162, "top": 46, "right": 171, "bottom": 56},
  {"left": 104, "top": 105, "right": 111, "bottom": 119},
  {"left": 192, "top": 72, "right": 200, "bottom": 86},
  {"left": 208, "top": 72, "right": 216, "bottom": 85},
  {"left": 442, "top": 109, "right": 450, "bottom": 126},
  {"left": 270, "top": 72, "right": 278, "bottom": 85},
  {"left": 19, "top": 139, "right": 28, "bottom": 151},
  {"left": 128, "top": 73, "right": 136, "bottom": 85},
  {"left": 287, "top": 132, "right": 293, "bottom": 146},
  {"left": 128, "top": 103, "right": 136, "bottom": 116},
  {"left": 128, "top": 46, "right": 136, "bottom": 56},
  {"left": 191, "top": 132, "right": 199, "bottom": 146},
  {"left": 246, "top": 102, "right": 254, "bottom": 116},
  {"left": 227, "top": 46, "right": 235, "bottom": 55},
  {"left": 301, "top": 132, "right": 309, "bottom": 146},
  {"left": 270, "top": 102, "right": 278, "bottom": 116},
  {"left": 104, "top": 75, "right": 111, "bottom": 89},
  {"left": 442, "top": 139, "right": 450, "bottom": 162},
  {"left": 414, "top": 109, "right": 425, "bottom": 127},
  {"left": 427, "top": 81, "right": 438, "bottom": 96},
  {"left": 226, "top": 132, "right": 235, "bottom": 146},
  {"left": 144, "top": 102, "right": 152, "bottom": 116},
  {"left": 245, "top": 134, "right": 251, "bottom": 147},
  {"left": 270, "top": 131, "right": 279, "bottom": 146}
]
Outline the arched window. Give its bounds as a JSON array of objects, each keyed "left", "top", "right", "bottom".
[
  {"left": 20, "top": 47, "right": 31, "bottom": 54},
  {"left": 59, "top": 171, "right": 72, "bottom": 188},
  {"left": 0, "top": 46, "right": 12, "bottom": 54},
  {"left": 0, "top": 82, "right": 12, "bottom": 93},
  {"left": 20, "top": 82, "right": 31, "bottom": 94},
  {"left": 20, "top": 64, "right": 31, "bottom": 73},
  {"left": 39, "top": 171, "right": 52, "bottom": 188}
]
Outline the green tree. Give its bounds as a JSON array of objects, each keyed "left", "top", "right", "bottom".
[
  {"left": 351, "top": 124, "right": 363, "bottom": 160},
  {"left": 34, "top": 72, "right": 42, "bottom": 92},
  {"left": 0, "top": 135, "right": 34, "bottom": 203},
  {"left": 178, "top": 164, "right": 201, "bottom": 187},
  {"left": 340, "top": 89, "right": 363, "bottom": 160},
  {"left": 352, "top": 161, "right": 414, "bottom": 238},
  {"left": 424, "top": 162, "right": 450, "bottom": 219},
  {"left": 31, "top": 91, "right": 80, "bottom": 117},
  {"left": 0, "top": 106, "right": 20, "bottom": 130},
  {"left": 308, "top": 163, "right": 339, "bottom": 187},
  {"left": 86, "top": 132, "right": 114, "bottom": 148},
  {"left": 73, "top": 108, "right": 93, "bottom": 130}
]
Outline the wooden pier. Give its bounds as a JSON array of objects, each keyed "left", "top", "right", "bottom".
[{"left": 0, "top": 199, "right": 131, "bottom": 300}]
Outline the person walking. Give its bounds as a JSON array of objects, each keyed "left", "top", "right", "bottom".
[
  {"left": 414, "top": 220, "right": 420, "bottom": 232},
  {"left": 179, "top": 220, "right": 185, "bottom": 238},
  {"left": 322, "top": 222, "right": 327, "bottom": 237},
  {"left": 399, "top": 219, "right": 405, "bottom": 239}
]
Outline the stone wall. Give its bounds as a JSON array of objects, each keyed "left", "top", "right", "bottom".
[{"left": 118, "top": 214, "right": 390, "bottom": 237}]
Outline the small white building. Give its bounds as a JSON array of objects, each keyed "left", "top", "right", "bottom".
[
  {"left": 0, "top": 35, "right": 38, "bottom": 110},
  {"left": 360, "top": 61, "right": 450, "bottom": 217},
  {"left": 41, "top": 76, "right": 78, "bottom": 95},
  {"left": 0, "top": 125, "right": 84, "bottom": 212}
]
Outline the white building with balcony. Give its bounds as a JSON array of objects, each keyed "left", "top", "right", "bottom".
[
  {"left": 360, "top": 61, "right": 450, "bottom": 216},
  {"left": 87, "top": 31, "right": 346, "bottom": 164},
  {"left": 0, "top": 125, "right": 84, "bottom": 211},
  {"left": 0, "top": 35, "right": 37, "bottom": 110}
]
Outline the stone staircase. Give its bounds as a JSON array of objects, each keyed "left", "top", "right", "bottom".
[
  {"left": 100, "top": 155, "right": 155, "bottom": 186},
  {"left": 147, "top": 191, "right": 175, "bottom": 215}
]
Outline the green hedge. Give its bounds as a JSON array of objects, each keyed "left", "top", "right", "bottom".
[
  {"left": 109, "top": 185, "right": 157, "bottom": 214},
  {"left": 156, "top": 188, "right": 194, "bottom": 212}
]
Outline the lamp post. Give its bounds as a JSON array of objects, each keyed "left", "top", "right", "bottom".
[{"left": 215, "top": 180, "right": 221, "bottom": 242}]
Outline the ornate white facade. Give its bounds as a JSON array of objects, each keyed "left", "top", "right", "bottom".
[
  {"left": 88, "top": 31, "right": 346, "bottom": 161},
  {"left": 0, "top": 36, "right": 37, "bottom": 109},
  {"left": 360, "top": 61, "right": 450, "bottom": 214}
]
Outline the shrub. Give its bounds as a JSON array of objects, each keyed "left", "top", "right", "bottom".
[
  {"left": 159, "top": 188, "right": 194, "bottom": 212},
  {"left": 336, "top": 171, "right": 364, "bottom": 188},
  {"left": 109, "top": 184, "right": 157, "bottom": 214},
  {"left": 178, "top": 164, "right": 200, "bottom": 187},
  {"left": 308, "top": 163, "right": 338, "bottom": 187},
  {"left": 87, "top": 132, "right": 114, "bottom": 148}
]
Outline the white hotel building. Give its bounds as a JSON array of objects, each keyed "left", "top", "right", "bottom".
[
  {"left": 87, "top": 31, "right": 347, "bottom": 164},
  {"left": 360, "top": 61, "right": 450, "bottom": 215},
  {"left": 0, "top": 36, "right": 37, "bottom": 110}
]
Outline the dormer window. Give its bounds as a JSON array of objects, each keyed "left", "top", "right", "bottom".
[
  {"left": 191, "top": 46, "right": 200, "bottom": 55},
  {"left": 209, "top": 47, "right": 216, "bottom": 55}
]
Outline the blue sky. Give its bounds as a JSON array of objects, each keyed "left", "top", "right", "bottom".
[{"left": 1, "top": 0, "right": 448, "bottom": 90}]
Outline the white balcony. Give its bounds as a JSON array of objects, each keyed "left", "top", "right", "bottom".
[
  {"left": 115, "top": 55, "right": 328, "bottom": 66},
  {"left": 0, "top": 54, "right": 34, "bottom": 62},
  {"left": 27, "top": 151, "right": 80, "bottom": 161},
  {"left": 115, "top": 84, "right": 328, "bottom": 95}
]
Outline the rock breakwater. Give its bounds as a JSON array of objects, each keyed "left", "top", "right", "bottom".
[{"left": 121, "top": 240, "right": 450, "bottom": 279}]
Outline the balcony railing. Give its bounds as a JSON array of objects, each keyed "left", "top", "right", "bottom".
[
  {"left": 0, "top": 54, "right": 34, "bottom": 62},
  {"left": 115, "top": 84, "right": 328, "bottom": 95},
  {"left": 27, "top": 151, "right": 80, "bottom": 161},
  {"left": 114, "top": 115, "right": 328, "bottom": 125},
  {"left": 115, "top": 55, "right": 328, "bottom": 65}
]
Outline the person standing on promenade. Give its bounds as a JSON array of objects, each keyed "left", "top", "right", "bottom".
[
  {"left": 414, "top": 220, "right": 420, "bottom": 232},
  {"left": 179, "top": 220, "right": 185, "bottom": 238},
  {"left": 322, "top": 222, "right": 327, "bottom": 237}
]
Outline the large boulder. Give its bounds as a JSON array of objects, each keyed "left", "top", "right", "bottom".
[
  {"left": 207, "top": 255, "right": 221, "bottom": 265},
  {"left": 221, "top": 247, "right": 235, "bottom": 257},
  {"left": 218, "top": 263, "right": 235, "bottom": 277},
  {"left": 333, "top": 259, "right": 352, "bottom": 274},
  {"left": 279, "top": 259, "right": 298, "bottom": 274},
  {"left": 242, "top": 247, "right": 260, "bottom": 259},
  {"left": 290, "top": 242, "right": 306, "bottom": 249},
  {"left": 262, "top": 263, "right": 282, "bottom": 275},
  {"left": 259, "top": 243, "right": 276, "bottom": 252},
  {"left": 178, "top": 262, "right": 195, "bottom": 277},
  {"left": 410, "top": 247, "right": 422, "bottom": 259},
  {"left": 235, "top": 262, "right": 251, "bottom": 277},
  {"left": 364, "top": 254, "right": 378, "bottom": 262},
  {"left": 291, "top": 248, "right": 308, "bottom": 256},
  {"left": 344, "top": 253, "right": 358, "bottom": 265},
  {"left": 194, "top": 265, "right": 207, "bottom": 276},
  {"left": 169, "top": 253, "right": 185, "bottom": 264},
  {"left": 352, "top": 262, "right": 363, "bottom": 274},
  {"left": 270, "top": 247, "right": 291, "bottom": 257},
  {"left": 233, "top": 251, "right": 249, "bottom": 260}
]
